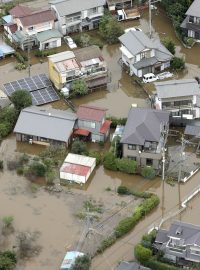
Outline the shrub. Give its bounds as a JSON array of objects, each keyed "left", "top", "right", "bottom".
[
  {"left": 71, "top": 79, "right": 88, "bottom": 97},
  {"left": 162, "top": 37, "right": 175, "bottom": 55},
  {"left": 71, "top": 140, "right": 88, "bottom": 155},
  {"left": 15, "top": 63, "right": 27, "bottom": 70},
  {"left": 170, "top": 57, "right": 185, "bottom": 71},
  {"left": 11, "top": 90, "right": 32, "bottom": 111},
  {"left": 107, "top": 117, "right": 127, "bottom": 128},
  {"left": 116, "top": 158, "right": 137, "bottom": 174},
  {"left": 134, "top": 244, "right": 152, "bottom": 264},
  {"left": 15, "top": 52, "right": 26, "bottom": 63},
  {"left": 103, "top": 152, "right": 117, "bottom": 171},
  {"left": 136, "top": 195, "right": 160, "bottom": 217},
  {"left": 2, "top": 216, "right": 14, "bottom": 228},
  {"left": 16, "top": 167, "right": 24, "bottom": 175},
  {"left": 0, "top": 250, "right": 17, "bottom": 270},
  {"left": 88, "top": 151, "right": 102, "bottom": 166},
  {"left": 97, "top": 235, "right": 117, "bottom": 253},
  {"left": 115, "top": 217, "right": 138, "bottom": 238},
  {"left": 0, "top": 123, "right": 10, "bottom": 138},
  {"left": 29, "top": 162, "right": 46, "bottom": 177},
  {"left": 146, "top": 258, "right": 181, "bottom": 270},
  {"left": 117, "top": 186, "right": 130, "bottom": 195},
  {"left": 185, "top": 37, "right": 195, "bottom": 47},
  {"left": 141, "top": 230, "right": 157, "bottom": 249},
  {"left": 71, "top": 254, "right": 91, "bottom": 270},
  {"left": 34, "top": 49, "right": 56, "bottom": 57},
  {"left": 0, "top": 160, "right": 3, "bottom": 170},
  {"left": 141, "top": 166, "right": 156, "bottom": 179}
]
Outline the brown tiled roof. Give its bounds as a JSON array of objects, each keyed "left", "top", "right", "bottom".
[
  {"left": 9, "top": 5, "right": 32, "bottom": 17},
  {"left": 74, "top": 45, "right": 103, "bottom": 62},
  {"left": 77, "top": 104, "right": 107, "bottom": 122},
  {"left": 19, "top": 9, "right": 56, "bottom": 27},
  {"left": 6, "top": 23, "right": 18, "bottom": 33}
]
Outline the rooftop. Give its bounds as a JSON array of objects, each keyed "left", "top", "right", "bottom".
[
  {"left": 121, "top": 107, "right": 169, "bottom": 145},
  {"left": 14, "top": 106, "right": 77, "bottom": 142},
  {"left": 77, "top": 104, "right": 107, "bottom": 122},
  {"left": 155, "top": 79, "right": 200, "bottom": 99},
  {"left": 186, "top": 0, "right": 200, "bottom": 17},
  {"left": 9, "top": 5, "right": 32, "bottom": 17},
  {"left": 50, "top": 0, "right": 105, "bottom": 17},
  {"left": 74, "top": 45, "right": 103, "bottom": 63},
  {"left": 37, "top": 29, "right": 62, "bottom": 43},
  {"left": 19, "top": 9, "right": 56, "bottom": 27},
  {"left": 114, "top": 261, "right": 151, "bottom": 270}
]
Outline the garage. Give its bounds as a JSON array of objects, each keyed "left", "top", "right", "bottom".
[{"left": 60, "top": 153, "right": 96, "bottom": 184}]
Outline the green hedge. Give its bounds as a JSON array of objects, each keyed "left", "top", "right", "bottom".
[
  {"left": 134, "top": 244, "right": 152, "bottom": 265},
  {"left": 141, "top": 166, "right": 156, "bottom": 180},
  {"left": 106, "top": 116, "right": 127, "bottom": 128},
  {"left": 117, "top": 186, "right": 151, "bottom": 199},
  {"left": 146, "top": 259, "right": 182, "bottom": 270},
  {"left": 116, "top": 158, "right": 137, "bottom": 174}
]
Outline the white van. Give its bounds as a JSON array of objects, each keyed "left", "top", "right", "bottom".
[{"left": 143, "top": 73, "right": 158, "bottom": 83}]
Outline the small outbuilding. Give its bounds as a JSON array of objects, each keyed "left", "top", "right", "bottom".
[{"left": 60, "top": 153, "right": 96, "bottom": 184}]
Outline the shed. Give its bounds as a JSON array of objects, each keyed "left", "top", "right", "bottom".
[{"left": 60, "top": 153, "right": 96, "bottom": 184}]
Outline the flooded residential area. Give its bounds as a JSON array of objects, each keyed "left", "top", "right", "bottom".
[{"left": 1, "top": 1, "right": 200, "bottom": 270}]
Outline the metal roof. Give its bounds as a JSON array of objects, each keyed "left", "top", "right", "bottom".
[
  {"left": 133, "top": 56, "right": 157, "bottom": 69},
  {"left": 77, "top": 104, "right": 107, "bottom": 122},
  {"left": 14, "top": 106, "right": 77, "bottom": 142},
  {"left": 19, "top": 9, "right": 56, "bottom": 27},
  {"left": 121, "top": 107, "right": 169, "bottom": 145},
  {"left": 155, "top": 79, "right": 200, "bottom": 99},
  {"left": 51, "top": 0, "right": 105, "bottom": 17},
  {"left": 64, "top": 153, "right": 96, "bottom": 167},
  {"left": 74, "top": 45, "right": 103, "bottom": 63},
  {"left": 155, "top": 229, "right": 169, "bottom": 244},
  {"left": 186, "top": 0, "right": 200, "bottom": 17},
  {"left": 114, "top": 261, "right": 150, "bottom": 270},
  {"left": 37, "top": 29, "right": 62, "bottom": 43},
  {"left": 48, "top": 51, "right": 75, "bottom": 63},
  {"left": 61, "top": 163, "right": 90, "bottom": 176}
]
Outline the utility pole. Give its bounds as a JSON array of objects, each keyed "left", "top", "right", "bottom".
[
  {"left": 149, "top": 0, "right": 152, "bottom": 39},
  {"left": 161, "top": 146, "right": 166, "bottom": 219},
  {"left": 27, "top": 36, "right": 31, "bottom": 78},
  {"left": 178, "top": 134, "right": 185, "bottom": 218}
]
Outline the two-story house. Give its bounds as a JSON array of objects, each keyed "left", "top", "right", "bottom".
[
  {"left": 154, "top": 79, "right": 200, "bottom": 125},
  {"left": 50, "top": 0, "right": 105, "bottom": 35},
  {"left": 155, "top": 221, "right": 200, "bottom": 264},
  {"left": 75, "top": 104, "right": 112, "bottom": 142},
  {"left": 48, "top": 46, "right": 108, "bottom": 90},
  {"left": 118, "top": 30, "right": 173, "bottom": 77},
  {"left": 181, "top": 0, "right": 200, "bottom": 41},
  {"left": 120, "top": 107, "right": 169, "bottom": 170},
  {"left": 4, "top": 5, "right": 62, "bottom": 50}
]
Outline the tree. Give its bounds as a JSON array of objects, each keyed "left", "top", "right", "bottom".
[
  {"left": 171, "top": 57, "right": 185, "bottom": 70},
  {"left": 134, "top": 244, "right": 152, "bottom": 264},
  {"left": 141, "top": 166, "right": 156, "bottom": 180},
  {"left": 71, "top": 140, "right": 88, "bottom": 155},
  {"left": 116, "top": 158, "right": 137, "bottom": 174},
  {"left": 103, "top": 152, "right": 117, "bottom": 171},
  {"left": 71, "top": 79, "right": 88, "bottom": 96},
  {"left": 99, "top": 13, "right": 123, "bottom": 44},
  {"left": 162, "top": 37, "right": 175, "bottom": 55},
  {"left": 11, "top": 90, "right": 32, "bottom": 111},
  {"left": 29, "top": 162, "right": 46, "bottom": 177},
  {"left": 71, "top": 255, "right": 91, "bottom": 270},
  {"left": 0, "top": 251, "right": 16, "bottom": 270},
  {"left": 0, "top": 107, "right": 18, "bottom": 139}
]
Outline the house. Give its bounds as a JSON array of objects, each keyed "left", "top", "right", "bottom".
[
  {"left": 119, "top": 30, "right": 173, "bottom": 77},
  {"left": 60, "top": 153, "right": 96, "bottom": 184},
  {"left": 181, "top": 0, "right": 200, "bottom": 42},
  {"left": 75, "top": 104, "right": 112, "bottom": 142},
  {"left": 114, "top": 261, "right": 150, "bottom": 270},
  {"left": 4, "top": 5, "right": 62, "bottom": 51},
  {"left": 155, "top": 221, "right": 200, "bottom": 263},
  {"left": 50, "top": 0, "right": 105, "bottom": 35},
  {"left": 14, "top": 106, "right": 77, "bottom": 146},
  {"left": 48, "top": 46, "right": 108, "bottom": 90},
  {"left": 154, "top": 79, "right": 200, "bottom": 125},
  {"left": 120, "top": 107, "right": 169, "bottom": 170}
]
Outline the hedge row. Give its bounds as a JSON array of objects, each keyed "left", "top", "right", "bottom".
[
  {"left": 97, "top": 191, "right": 160, "bottom": 253},
  {"left": 146, "top": 259, "right": 182, "bottom": 270},
  {"left": 106, "top": 116, "right": 127, "bottom": 128},
  {"left": 117, "top": 186, "right": 151, "bottom": 199}
]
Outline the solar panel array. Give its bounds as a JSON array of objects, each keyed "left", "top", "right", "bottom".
[{"left": 3, "top": 74, "right": 60, "bottom": 106}]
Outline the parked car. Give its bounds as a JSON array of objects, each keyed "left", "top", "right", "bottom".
[
  {"left": 143, "top": 73, "right": 158, "bottom": 83},
  {"left": 124, "top": 27, "right": 142, "bottom": 33},
  {"left": 64, "top": 36, "right": 77, "bottom": 49}
]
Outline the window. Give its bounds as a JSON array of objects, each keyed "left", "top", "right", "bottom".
[
  {"left": 146, "top": 159, "right": 153, "bottom": 166},
  {"left": 188, "top": 16, "right": 194, "bottom": 23},
  {"left": 190, "top": 249, "right": 200, "bottom": 255},
  {"left": 127, "top": 156, "right": 136, "bottom": 161},
  {"left": 140, "top": 52, "right": 146, "bottom": 59},
  {"left": 128, "top": 144, "right": 136, "bottom": 150}
]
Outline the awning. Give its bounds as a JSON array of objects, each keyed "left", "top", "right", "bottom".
[
  {"left": 100, "top": 120, "right": 112, "bottom": 134},
  {"left": 74, "top": 129, "right": 90, "bottom": 136}
]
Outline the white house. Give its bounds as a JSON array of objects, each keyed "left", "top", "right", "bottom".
[
  {"left": 119, "top": 30, "right": 173, "bottom": 77},
  {"left": 50, "top": 0, "right": 105, "bottom": 35},
  {"left": 60, "top": 153, "right": 96, "bottom": 184}
]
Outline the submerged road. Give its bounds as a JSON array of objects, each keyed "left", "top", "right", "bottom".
[{"left": 91, "top": 171, "right": 200, "bottom": 269}]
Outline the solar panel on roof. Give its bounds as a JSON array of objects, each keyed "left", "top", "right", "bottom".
[{"left": 3, "top": 74, "right": 59, "bottom": 106}]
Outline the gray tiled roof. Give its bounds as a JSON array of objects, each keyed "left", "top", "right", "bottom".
[
  {"left": 186, "top": 0, "right": 200, "bottom": 17},
  {"left": 169, "top": 221, "right": 200, "bottom": 246},
  {"left": 120, "top": 108, "right": 169, "bottom": 145},
  {"left": 14, "top": 106, "right": 77, "bottom": 142},
  {"left": 155, "top": 79, "right": 200, "bottom": 99},
  {"left": 114, "top": 261, "right": 150, "bottom": 270},
  {"left": 51, "top": 0, "right": 105, "bottom": 17},
  {"left": 155, "top": 229, "right": 169, "bottom": 244},
  {"left": 133, "top": 56, "right": 157, "bottom": 69}
]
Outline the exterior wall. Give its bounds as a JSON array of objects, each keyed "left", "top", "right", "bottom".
[
  {"left": 122, "top": 144, "right": 162, "bottom": 170},
  {"left": 19, "top": 20, "right": 54, "bottom": 35},
  {"left": 185, "top": 16, "right": 200, "bottom": 40},
  {"left": 78, "top": 119, "right": 102, "bottom": 133},
  {"left": 48, "top": 59, "right": 62, "bottom": 89},
  {"left": 3, "top": 25, "right": 13, "bottom": 42},
  {"left": 39, "top": 37, "right": 61, "bottom": 50},
  {"left": 60, "top": 171, "right": 86, "bottom": 183}
]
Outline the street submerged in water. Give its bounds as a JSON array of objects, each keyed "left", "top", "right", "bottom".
[{"left": 0, "top": 7, "right": 200, "bottom": 270}]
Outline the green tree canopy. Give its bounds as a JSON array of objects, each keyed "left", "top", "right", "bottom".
[
  {"left": 71, "top": 79, "right": 88, "bottom": 96},
  {"left": 162, "top": 37, "right": 176, "bottom": 55},
  {"left": 134, "top": 244, "right": 152, "bottom": 264},
  {"left": 71, "top": 255, "right": 91, "bottom": 270},
  {"left": 11, "top": 89, "right": 32, "bottom": 111},
  {"left": 71, "top": 140, "right": 88, "bottom": 155}
]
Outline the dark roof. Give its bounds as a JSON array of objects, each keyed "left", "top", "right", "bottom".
[
  {"left": 155, "top": 229, "right": 169, "bottom": 244},
  {"left": 9, "top": 5, "right": 32, "bottom": 17},
  {"left": 184, "top": 124, "right": 200, "bottom": 137},
  {"left": 77, "top": 104, "right": 107, "bottom": 122},
  {"left": 6, "top": 23, "right": 17, "bottom": 33},
  {"left": 74, "top": 45, "right": 103, "bottom": 63},
  {"left": 121, "top": 108, "right": 169, "bottom": 145},
  {"left": 114, "top": 261, "right": 150, "bottom": 270},
  {"left": 14, "top": 106, "right": 77, "bottom": 142},
  {"left": 19, "top": 9, "right": 56, "bottom": 27},
  {"left": 169, "top": 221, "right": 200, "bottom": 246},
  {"left": 133, "top": 56, "right": 158, "bottom": 69},
  {"left": 186, "top": 0, "right": 200, "bottom": 17}
]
